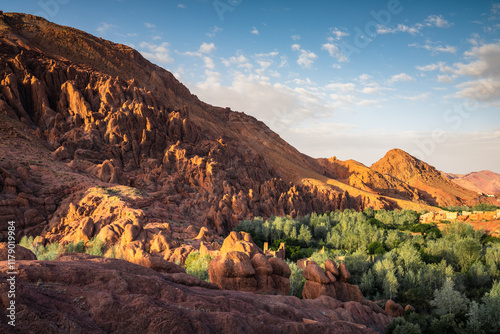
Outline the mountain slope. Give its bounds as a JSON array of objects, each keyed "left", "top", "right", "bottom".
[
  {"left": 444, "top": 170, "right": 500, "bottom": 195},
  {"left": 318, "top": 157, "right": 425, "bottom": 202},
  {"left": 371, "top": 149, "right": 476, "bottom": 207}
]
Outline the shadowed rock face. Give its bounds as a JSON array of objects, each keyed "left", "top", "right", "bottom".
[
  {"left": 0, "top": 12, "right": 385, "bottom": 248},
  {"left": 0, "top": 254, "right": 386, "bottom": 334}
]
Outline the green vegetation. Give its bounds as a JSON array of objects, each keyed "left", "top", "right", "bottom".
[
  {"left": 443, "top": 203, "right": 500, "bottom": 212},
  {"left": 19, "top": 236, "right": 115, "bottom": 260},
  {"left": 287, "top": 260, "right": 305, "bottom": 298},
  {"left": 184, "top": 251, "right": 213, "bottom": 282},
  {"left": 234, "top": 209, "right": 500, "bottom": 333}
]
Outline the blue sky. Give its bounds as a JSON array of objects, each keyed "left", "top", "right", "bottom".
[{"left": 2, "top": 0, "right": 500, "bottom": 173}]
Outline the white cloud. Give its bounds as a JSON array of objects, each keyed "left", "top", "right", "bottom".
[
  {"left": 177, "top": 4, "right": 186, "bottom": 9},
  {"left": 409, "top": 42, "right": 457, "bottom": 55},
  {"left": 206, "top": 26, "right": 223, "bottom": 38},
  {"left": 199, "top": 42, "right": 216, "bottom": 54},
  {"left": 203, "top": 57, "right": 215, "bottom": 69},
  {"left": 416, "top": 63, "right": 440, "bottom": 71},
  {"left": 437, "top": 75, "right": 455, "bottom": 83},
  {"left": 327, "top": 27, "right": 349, "bottom": 41},
  {"left": 325, "top": 82, "right": 356, "bottom": 92},
  {"left": 139, "top": 42, "right": 174, "bottom": 64},
  {"left": 255, "top": 51, "right": 279, "bottom": 57},
  {"left": 191, "top": 72, "right": 334, "bottom": 132},
  {"left": 358, "top": 74, "right": 372, "bottom": 82},
  {"left": 291, "top": 35, "right": 301, "bottom": 41},
  {"left": 455, "top": 77, "right": 500, "bottom": 102},
  {"left": 97, "top": 22, "right": 116, "bottom": 34},
  {"left": 144, "top": 23, "right": 156, "bottom": 29},
  {"left": 291, "top": 44, "right": 317, "bottom": 68},
  {"left": 222, "top": 55, "right": 253, "bottom": 70},
  {"left": 425, "top": 15, "right": 452, "bottom": 28},
  {"left": 397, "top": 92, "right": 430, "bottom": 101},
  {"left": 453, "top": 43, "right": 500, "bottom": 101},
  {"left": 297, "top": 50, "right": 318, "bottom": 68},
  {"left": 321, "top": 43, "right": 348, "bottom": 62},
  {"left": 377, "top": 14, "right": 452, "bottom": 35},
  {"left": 356, "top": 99, "right": 379, "bottom": 107},
  {"left": 377, "top": 24, "right": 421, "bottom": 35},
  {"left": 251, "top": 27, "right": 259, "bottom": 35},
  {"left": 390, "top": 73, "right": 415, "bottom": 82}
]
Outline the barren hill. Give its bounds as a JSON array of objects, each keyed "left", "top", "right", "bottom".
[
  {"left": 371, "top": 149, "right": 476, "bottom": 207},
  {"left": 444, "top": 170, "right": 500, "bottom": 195}
]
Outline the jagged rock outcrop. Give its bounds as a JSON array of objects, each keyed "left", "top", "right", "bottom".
[
  {"left": 0, "top": 254, "right": 389, "bottom": 333},
  {"left": 208, "top": 232, "right": 291, "bottom": 295}
]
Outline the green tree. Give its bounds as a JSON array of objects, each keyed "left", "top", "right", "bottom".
[
  {"left": 298, "top": 225, "right": 312, "bottom": 245},
  {"left": 430, "top": 278, "right": 469, "bottom": 316},
  {"left": 384, "top": 269, "right": 399, "bottom": 300},
  {"left": 454, "top": 238, "right": 482, "bottom": 271}
]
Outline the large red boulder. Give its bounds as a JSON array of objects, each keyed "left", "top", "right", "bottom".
[
  {"left": 385, "top": 299, "right": 405, "bottom": 317},
  {"left": 209, "top": 233, "right": 290, "bottom": 295}
]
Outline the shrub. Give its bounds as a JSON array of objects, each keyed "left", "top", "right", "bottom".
[
  {"left": 37, "top": 242, "right": 64, "bottom": 260},
  {"left": 287, "top": 260, "right": 305, "bottom": 298},
  {"left": 184, "top": 251, "right": 212, "bottom": 282},
  {"left": 65, "top": 240, "right": 86, "bottom": 253},
  {"left": 85, "top": 237, "right": 104, "bottom": 256}
]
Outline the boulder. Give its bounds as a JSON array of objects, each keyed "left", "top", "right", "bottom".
[
  {"left": 303, "top": 261, "right": 330, "bottom": 284},
  {"left": 208, "top": 233, "right": 290, "bottom": 295},
  {"left": 325, "top": 259, "right": 339, "bottom": 277},
  {"left": 385, "top": 299, "right": 405, "bottom": 318},
  {"left": 0, "top": 243, "right": 37, "bottom": 261},
  {"left": 338, "top": 262, "right": 351, "bottom": 282}
]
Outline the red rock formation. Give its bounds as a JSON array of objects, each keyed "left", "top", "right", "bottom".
[
  {"left": 302, "top": 261, "right": 385, "bottom": 320},
  {"left": 371, "top": 149, "right": 476, "bottom": 207},
  {"left": 208, "top": 232, "right": 290, "bottom": 295},
  {"left": 385, "top": 299, "right": 405, "bottom": 318},
  {"left": 0, "top": 254, "right": 389, "bottom": 333}
]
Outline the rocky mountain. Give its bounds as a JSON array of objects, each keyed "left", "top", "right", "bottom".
[
  {"left": 370, "top": 149, "right": 476, "bottom": 207},
  {"left": 444, "top": 170, "right": 500, "bottom": 195},
  {"left": 0, "top": 12, "right": 433, "bottom": 245},
  {"left": 0, "top": 13, "right": 483, "bottom": 251}
]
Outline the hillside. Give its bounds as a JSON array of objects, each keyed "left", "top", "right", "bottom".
[
  {"left": 370, "top": 149, "right": 476, "bottom": 207},
  {"left": 444, "top": 170, "right": 500, "bottom": 195}
]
